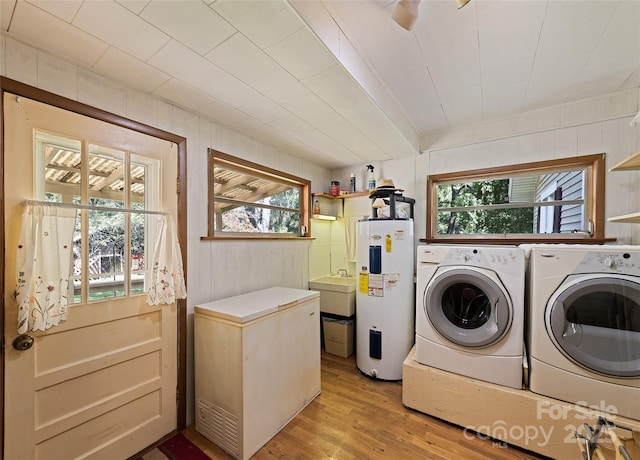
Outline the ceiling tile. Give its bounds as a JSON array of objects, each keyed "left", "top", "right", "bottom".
[
  {"left": 289, "top": 0, "right": 340, "bottom": 57},
  {"left": 93, "top": 46, "right": 170, "bottom": 93},
  {"left": 198, "top": 100, "right": 249, "bottom": 127},
  {"left": 1, "top": 0, "right": 15, "bottom": 30},
  {"left": 349, "top": 109, "right": 416, "bottom": 156},
  {"left": 140, "top": 0, "right": 235, "bottom": 55},
  {"left": 27, "top": 0, "right": 82, "bottom": 22},
  {"left": 205, "top": 33, "right": 280, "bottom": 84},
  {"left": 234, "top": 117, "right": 277, "bottom": 138},
  {"left": 542, "top": 0, "right": 618, "bottom": 31},
  {"left": 355, "top": 27, "right": 425, "bottom": 81},
  {"left": 303, "top": 65, "right": 376, "bottom": 120},
  {"left": 72, "top": 0, "right": 169, "bottom": 60},
  {"left": 476, "top": 0, "right": 546, "bottom": 39},
  {"left": 570, "top": 67, "right": 635, "bottom": 102},
  {"left": 430, "top": 62, "right": 481, "bottom": 95},
  {"left": 537, "top": 20, "right": 606, "bottom": 63},
  {"left": 282, "top": 94, "right": 382, "bottom": 152},
  {"left": 481, "top": 58, "right": 533, "bottom": 90},
  {"left": 270, "top": 113, "right": 314, "bottom": 133},
  {"left": 265, "top": 27, "right": 336, "bottom": 80},
  {"left": 291, "top": 129, "right": 364, "bottom": 165},
  {"left": 278, "top": 139, "right": 339, "bottom": 168},
  {"left": 250, "top": 68, "right": 312, "bottom": 104},
  {"left": 237, "top": 96, "right": 291, "bottom": 123},
  {"left": 147, "top": 40, "right": 224, "bottom": 89},
  {"left": 422, "top": 29, "right": 479, "bottom": 74},
  {"left": 152, "top": 78, "right": 215, "bottom": 111},
  {"left": 410, "top": 105, "right": 449, "bottom": 133},
  {"left": 282, "top": 94, "right": 340, "bottom": 128},
  {"left": 115, "top": 0, "right": 150, "bottom": 15},
  {"left": 199, "top": 71, "right": 262, "bottom": 108},
  {"left": 482, "top": 81, "right": 528, "bottom": 119},
  {"left": 211, "top": 0, "right": 302, "bottom": 48},
  {"left": 439, "top": 85, "right": 483, "bottom": 127},
  {"left": 479, "top": 28, "right": 540, "bottom": 71},
  {"left": 417, "top": 0, "right": 477, "bottom": 46},
  {"left": 386, "top": 68, "right": 439, "bottom": 111},
  {"left": 8, "top": 1, "right": 108, "bottom": 67}
]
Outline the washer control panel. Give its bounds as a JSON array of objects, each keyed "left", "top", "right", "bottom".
[
  {"left": 576, "top": 251, "right": 640, "bottom": 275},
  {"left": 442, "top": 247, "right": 521, "bottom": 268}
]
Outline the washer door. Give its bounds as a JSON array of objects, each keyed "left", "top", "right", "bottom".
[
  {"left": 546, "top": 274, "right": 640, "bottom": 378},
  {"left": 424, "top": 267, "right": 512, "bottom": 348}
]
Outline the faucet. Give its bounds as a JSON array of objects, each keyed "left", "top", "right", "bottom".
[{"left": 337, "top": 268, "right": 348, "bottom": 278}]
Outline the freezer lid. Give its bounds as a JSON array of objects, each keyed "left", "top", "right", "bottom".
[{"left": 195, "top": 287, "right": 319, "bottom": 323}]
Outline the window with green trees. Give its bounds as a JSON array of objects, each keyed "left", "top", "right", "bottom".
[{"left": 426, "top": 154, "right": 607, "bottom": 244}]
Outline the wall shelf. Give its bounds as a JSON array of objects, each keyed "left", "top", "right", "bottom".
[
  {"left": 609, "top": 149, "right": 640, "bottom": 222},
  {"left": 608, "top": 212, "right": 640, "bottom": 224},
  {"left": 313, "top": 191, "right": 370, "bottom": 199},
  {"left": 609, "top": 149, "right": 640, "bottom": 171}
]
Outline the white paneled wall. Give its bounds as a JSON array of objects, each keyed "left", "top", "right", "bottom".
[
  {"left": 309, "top": 219, "right": 331, "bottom": 280},
  {"left": 1, "top": 36, "right": 331, "bottom": 426}
]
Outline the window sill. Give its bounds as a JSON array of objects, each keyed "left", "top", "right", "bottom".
[
  {"left": 420, "top": 237, "right": 617, "bottom": 245},
  {"left": 201, "top": 235, "right": 314, "bottom": 241}
]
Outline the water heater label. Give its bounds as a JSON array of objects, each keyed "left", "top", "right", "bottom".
[
  {"left": 359, "top": 271, "right": 369, "bottom": 294},
  {"left": 384, "top": 273, "right": 400, "bottom": 289},
  {"left": 368, "top": 274, "right": 384, "bottom": 297}
]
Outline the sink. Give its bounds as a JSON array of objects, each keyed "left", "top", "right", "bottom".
[
  {"left": 309, "top": 276, "right": 356, "bottom": 316},
  {"left": 309, "top": 276, "right": 356, "bottom": 293}
]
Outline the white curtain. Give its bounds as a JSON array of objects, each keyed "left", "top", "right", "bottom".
[
  {"left": 146, "top": 215, "right": 187, "bottom": 306},
  {"left": 15, "top": 203, "right": 77, "bottom": 334},
  {"left": 344, "top": 217, "right": 359, "bottom": 262}
]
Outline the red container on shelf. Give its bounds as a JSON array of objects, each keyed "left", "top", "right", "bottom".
[{"left": 330, "top": 181, "right": 340, "bottom": 196}]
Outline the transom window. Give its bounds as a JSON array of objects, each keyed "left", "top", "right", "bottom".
[
  {"left": 35, "top": 130, "right": 159, "bottom": 302},
  {"left": 206, "top": 149, "right": 310, "bottom": 239},
  {"left": 425, "top": 154, "right": 608, "bottom": 244}
]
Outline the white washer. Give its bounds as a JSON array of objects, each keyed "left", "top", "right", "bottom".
[
  {"left": 415, "top": 244, "right": 525, "bottom": 389},
  {"left": 528, "top": 245, "right": 640, "bottom": 420}
]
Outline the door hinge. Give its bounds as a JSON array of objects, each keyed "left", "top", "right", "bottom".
[{"left": 176, "top": 177, "right": 180, "bottom": 196}]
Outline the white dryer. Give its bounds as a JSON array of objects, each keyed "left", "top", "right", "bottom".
[
  {"left": 528, "top": 245, "right": 640, "bottom": 420},
  {"left": 415, "top": 244, "right": 525, "bottom": 389}
]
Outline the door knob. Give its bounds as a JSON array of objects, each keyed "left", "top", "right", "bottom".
[{"left": 12, "top": 334, "right": 34, "bottom": 351}]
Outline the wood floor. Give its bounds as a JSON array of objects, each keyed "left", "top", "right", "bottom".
[{"left": 171, "top": 352, "right": 547, "bottom": 460}]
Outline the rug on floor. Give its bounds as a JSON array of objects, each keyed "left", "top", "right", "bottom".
[{"left": 158, "top": 433, "right": 210, "bottom": 460}]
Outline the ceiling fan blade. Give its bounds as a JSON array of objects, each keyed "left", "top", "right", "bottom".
[
  {"left": 392, "top": 0, "right": 421, "bottom": 31},
  {"left": 455, "top": 0, "right": 471, "bottom": 8}
]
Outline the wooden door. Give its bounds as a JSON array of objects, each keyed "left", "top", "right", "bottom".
[{"left": 3, "top": 93, "right": 178, "bottom": 459}]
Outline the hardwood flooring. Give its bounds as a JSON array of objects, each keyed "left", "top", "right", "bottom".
[{"left": 175, "top": 352, "right": 547, "bottom": 459}]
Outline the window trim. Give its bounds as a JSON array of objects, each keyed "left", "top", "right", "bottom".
[
  {"left": 423, "top": 153, "right": 612, "bottom": 245},
  {"left": 204, "top": 149, "right": 311, "bottom": 240}
]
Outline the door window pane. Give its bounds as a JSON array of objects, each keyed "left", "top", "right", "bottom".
[
  {"left": 88, "top": 209, "right": 126, "bottom": 300},
  {"left": 88, "top": 145, "right": 125, "bottom": 206}
]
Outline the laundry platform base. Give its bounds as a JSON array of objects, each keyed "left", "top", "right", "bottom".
[{"left": 402, "top": 347, "right": 640, "bottom": 460}]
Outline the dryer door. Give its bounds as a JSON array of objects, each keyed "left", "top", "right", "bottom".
[
  {"left": 424, "top": 267, "right": 512, "bottom": 348},
  {"left": 546, "top": 274, "right": 640, "bottom": 378}
]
